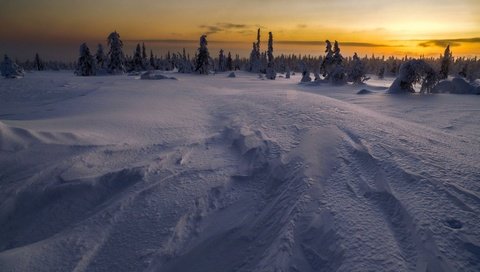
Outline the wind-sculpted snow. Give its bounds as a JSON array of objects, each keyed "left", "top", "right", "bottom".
[{"left": 0, "top": 72, "right": 479, "bottom": 271}]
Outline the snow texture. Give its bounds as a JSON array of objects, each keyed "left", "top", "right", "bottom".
[{"left": 0, "top": 71, "right": 479, "bottom": 272}]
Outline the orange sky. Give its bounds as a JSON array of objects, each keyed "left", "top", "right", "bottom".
[{"left": 1, "top": 0, "right": 479, "bottom": 60}]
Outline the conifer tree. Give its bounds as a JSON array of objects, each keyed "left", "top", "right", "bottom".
[
  {"left": 95, "top": 44, "right": 107, "bottom": 69},
  {"left": 1, "top": 54, "right": 24, "bottom": 78},
  {"left": 34, "top": 53, "right": 44, "bottom": 71},
  {"left": 218, "top": 49, "right": 226, "bottom": 72},
  {"left": 195, "top": 35, "right": 211, "bottom": 75},
  {"left": 439, "top": 45, "right": 452, "bottom": 80},
  {"left": 76, "top": 43, "right": 96, "bottom": 76},
  {"left": 226, "top": 52, "right": 233, "bottom": 71},
  {"left": 249, "top": 29, "right": 262, "bottom": 73},
  {"left": 142, "top": 43, "right": 147, "bottom": 62},
  {"left": 133, "top": 43, "right": 144, "bottom": 71},
  {"left": 266, "top": 32, "right": 276, "bottom": 79},
  {"left": 149, "top": 50, "right": 156, "bottom": 69},
  {"left": 348, "top": 52, "right": 368, "bottom": 84},
  {"left": 107, "top": 31, "right": 126, "bottom": 74},
  {"left": 321, "top": 40, "right": 334, "bottom": 77}
]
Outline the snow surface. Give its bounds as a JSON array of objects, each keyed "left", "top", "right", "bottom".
[{"left": 0, "top": 71, "right": 479, "bottom": 272}]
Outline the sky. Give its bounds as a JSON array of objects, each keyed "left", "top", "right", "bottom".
[{"left": 1, "top": 0, "right": 479, "bottom": 61}]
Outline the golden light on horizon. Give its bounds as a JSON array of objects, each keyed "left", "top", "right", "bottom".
[{"left": 1, "top": 0, "right": 479, "bottom": 60}]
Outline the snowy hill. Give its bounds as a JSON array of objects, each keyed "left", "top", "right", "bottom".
[{"left": 0, "top": 72, "right": 479, "bottom": 271}]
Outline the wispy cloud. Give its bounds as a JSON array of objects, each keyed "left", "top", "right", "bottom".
[
  {"left": 276, "top": 40, "right": 396, "bottom": 47},
  {"left": 417, "top": 37, "right": 480, "bottom": 47},
  {"left": 199, "top": 22, "right": 254, "bottom": 35}
]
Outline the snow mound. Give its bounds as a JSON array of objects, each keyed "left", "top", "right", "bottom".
[
  {"left": 357, "top": 89, "right": 374, "bottom": 95},
  {"left": 140, "top": 72, "right": 177, "bottom": 80},
  {"left": 0, "top": 121, "right": 81, "bottom": 151},
  {"left": 0, "top": 168, "right": 143, "bottom": 252},
  {"left": 432, "top": 77, "right": 479, "bottom": 94}
]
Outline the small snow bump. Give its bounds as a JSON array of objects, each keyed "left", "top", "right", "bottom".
[{"left": 445, "top": 218, "right": 463, "bottom": 229}]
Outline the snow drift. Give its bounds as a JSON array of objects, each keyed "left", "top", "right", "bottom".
[{"left": 0, "top": 72, "right": 479, "bottom": 272}]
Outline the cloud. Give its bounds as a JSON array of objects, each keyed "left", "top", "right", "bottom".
[
  {"left": 200, "top": 22, "right": 254, "bottom": 35},
  {"left": 199, "top": 25, "right": 223, "bottom": 35},
  {"left": 276, "top": 40, "right": 394, "bottom": 47},
  {"left": 417, "top": 37, "right": 480, "bottom": 48}
]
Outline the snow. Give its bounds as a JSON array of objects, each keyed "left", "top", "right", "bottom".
[{"left": 1, "top": 71, "right": 479, "bottom": 271}]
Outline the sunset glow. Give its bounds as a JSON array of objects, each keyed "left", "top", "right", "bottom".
[{"left": 1, "top": 0, "right": 479, "bottom": 60}]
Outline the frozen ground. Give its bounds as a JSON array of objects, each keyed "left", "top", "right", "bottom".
[{"left": 0, "top": 71, "right": 479, "bottom": 272}]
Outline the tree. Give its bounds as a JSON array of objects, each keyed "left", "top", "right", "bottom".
[
  {"left": 95, "top": 44, "right": 107, "bottom": 69},
  {"left": 226, "top": 52, "right": 233, "bottom": 71},
  {"left": 439, "top": 45, "right": 452, "bottom": 80},
  {"left": 1, "top": 54, "right": 24, "bottom": 78},
  {"left": 218, "top": 49, "right": 226, "bottom": 72},
  {"left": 149, "top": 50, "right": 156, "bottom": 69},
  {"left": 107, "top": 31, "right": 126, "bottom": 74},
  {"left": 266, "top": 32, "right": 276, "bottom": 80},
  {"left": 75, "top": 43, "right": 96, "bottom": 76},
  {"left": 249, "top": 28, "right": 262, "bottom": 73},
  {"left": 329, "top": 41, "right": 347, "bottom": 84},
  {"left": 195, "top": 35, "right": 211, "bottom": 75},
  {"left": 321, "top": 40, "right": 334, "bottom": 77},
  {"left": 177, "top": 48, "right": 194, "bottom": 73},
  {"left": 389, "top": 59, "right": 438, "bottom": 93},
  {"left": 132, "top": 43, "right": 144, "bottom": 71},
  {"left": 348, "top": 53, "right": 368, "bottom": 84},
  {"left": 300, "top": 62, "right": 312, "bottom": 82},
  {"left": 34, "top": 53, "right": 44, "bottom": 71},
  {"left": 142, "top": 43, "right": 147, "bottom": 63}
]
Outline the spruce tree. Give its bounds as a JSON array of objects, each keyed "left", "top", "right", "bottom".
[
  {"left": 1, "top": 54, "right": 24, "bottom": 78},
  {"left": 133, "top": 43, "right": 144, "bottom": 71},
  {"left": 439, "top": 45, "right": 452, "bottom": 80},
  {"left": 76, "top": 43, "right": 96, "bottom": 76},
  {"left": 106, "top": 31, "right": 126, "bottom": 74},
  {"left": 34, "top": 53, "right": 44, "bottom": 71},
  {"left": 249, "top": 29, "right": 262, "bottom": 73},
  {"left": 218, "top": 49, "right": 226, "bottom": 72},
  {"left": 149, "top": 50, "right": 156, "bottom": 69},
  {"left": 321, "top": 40, "right": 334, "bottom": 77},
  {"left": 266, "top": 32, "right": 276, "bottom": 79},
  {"left": 226, "top": 52, "right": 233, "bottom": 71},
  {"left": 195, "top": 35, "right": 211, "bottom": 75},
  {"left": 95, "top": 44, "right": 107, "bottom": 69},
  {"left": 348, "top": 52, "right": 368, "bottom": 84}
]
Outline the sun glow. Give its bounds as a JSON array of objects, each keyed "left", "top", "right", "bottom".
[{"left": 1, "top": 0, "right": 479, "bottom": 60}]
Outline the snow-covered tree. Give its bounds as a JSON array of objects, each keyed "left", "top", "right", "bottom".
[
  {"left": 321, "top": 40, "right": 334, "bottom": 77},
  {"left": 195, "top": 35, "right": 211, "bottom": 75},
  {"left": 439, "top": 45, "right": 452, "bottom": 80},
  {"left": 300, "top": 62, "right": 312, "bottom": 82},
  {"left": 34, "top": 53, "right": 44, "bottom": 71},
  {"left": 95, "top": 44, "right": 107, "bottom": 69},
  {"left": 149, "top": 50, "right": 156, "bottom": 69},
  {"left": 142, "top": 43, "right": 147, "bottom": 65},
  {"left": 249, "top": 29, "right": 262, "bottom": 73},
  {"left": 1, "top": 54, "right": 24, "bottom": 78},
  {"left": 176, "top": 48, "right": 194, "bottom": 73},
  {"left": 132, "top": 43, "right": 144, "bottom": 71},
  {"left": 266, "top": 32, "right": 276, "bottom": 80},
  {"left": 75, "top": 43, "right": 96, "bottom": 76},
  {"left": 328, "top": 41, "right": 347, "bottom": 84},
  {"left": 226, "top": 52, "right": 233, "bottom": 71},
  {"left": 218, "top": 49, "right": 226, "bottom": 72},
  {"left": 389, "top": 59, "right": 438, "bottom": 93},
  {"left": 234, "top": 54, "right": 241, "bottom": 70},
  {"left": 348, "top": 52, "right": 368, "bottom": 84},
  {"left": 107, "top": 31, "right": 126, "bottom": 74}
]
